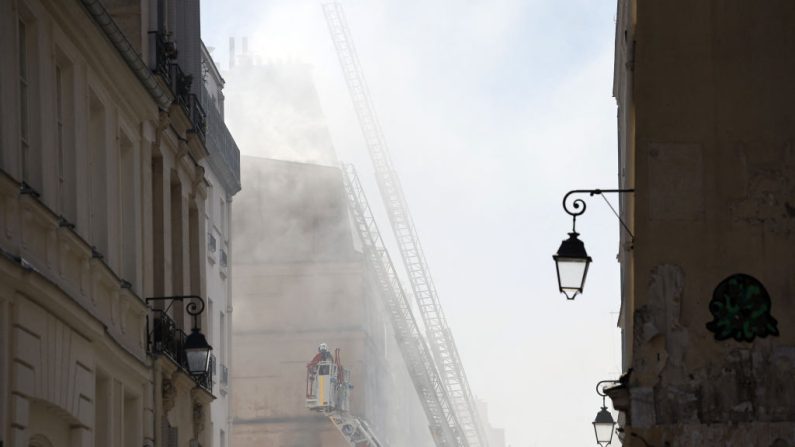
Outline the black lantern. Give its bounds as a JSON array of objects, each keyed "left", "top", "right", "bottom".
[
  {"left": 555, "top": 188, "right": 634, "bottom": 300},
  {"left": 146, "top": 295, "right": 213, "bottom": 377},
  {"left": 593, "top": 379, "right": 620, "bottom": 446},
  {"left": 184, "top": 327, "right": 212, "bottom": 375},
  {"left": 593, "top": 405, "right": 616, "bottom": 446},
  {"left": 553, "top": 232, "right": 592, "bottom": 300}
]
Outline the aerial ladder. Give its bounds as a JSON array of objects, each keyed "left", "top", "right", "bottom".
[
  {"left": 306, "top": 343, "right": 385, "bottom": 447},
  {"left": 323, "top": 4, "right": 490, "bottom": 446},
  {"left": 341, "top": 165, "right": 465, "bottom": 446}
]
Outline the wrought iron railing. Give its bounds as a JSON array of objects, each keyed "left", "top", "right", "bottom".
[
  {"left": 198, "top": 82, "right": 241, "bottom": 192},
  {"left": 155, "top": 32, "right": 177, "bottom": 87},
  {"left": 147, "top": 310, "right": 213, "bottom": 391},
  {"left": 152, "top": 33, "right": 207, "bottom": 142},
  {"left": 184, "top": 93, "right": 207, "bottom": 140},
  {"left": 196, "top": 354, "right": 214, "bottom": 390}
]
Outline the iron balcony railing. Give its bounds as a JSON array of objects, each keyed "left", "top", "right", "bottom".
[
  {"left": 147, "top": 310, "right": 213, "bottom": 391},
  {"left": 197, "top": 354, "right": 215, "bottom": 391},
  {"left": 153, "top": 33, "right": 207, "bottom": 142},
  {"left": 154, "top": 32, "right": 176, "bottom": 87},
  {"left": 198, "top": 82, "right": 241, "bottom": 193}
]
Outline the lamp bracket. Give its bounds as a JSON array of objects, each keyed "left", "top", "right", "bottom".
[
  {"left": 563, "top": 189, "right": 635, "bottom": 238},
  {"left": 596, "top": 379, "right": 622, "bottom": 407},
  {"left": 146, "top": 295, "right": 205, "bottom": 328}
]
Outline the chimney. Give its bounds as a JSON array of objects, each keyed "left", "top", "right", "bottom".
[{"left": 229, "top": 36, "right": 235, "bottom": 69}]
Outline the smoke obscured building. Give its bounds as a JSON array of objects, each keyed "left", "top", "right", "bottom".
[
  {"left": 612, "top": 1, "right": 795, "bottom": 445},
  {"left": 223, "top": 39, "right": 338, "bottom": 166},
  {"left": 230, "top": 156, "right": 434, "bottom": 446}
]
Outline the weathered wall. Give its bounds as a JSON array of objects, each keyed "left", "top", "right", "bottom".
[{"left": 616, "top": 1, "right": 795, "bottom": 445}]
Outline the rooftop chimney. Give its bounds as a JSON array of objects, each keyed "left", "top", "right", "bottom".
[{"left": 229, "top": 37, "right": 235, "bottom": 69}]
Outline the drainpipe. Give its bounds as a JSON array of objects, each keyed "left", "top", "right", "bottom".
[{"left": 79, "top": 0, "right": 173, "bottom": 110}]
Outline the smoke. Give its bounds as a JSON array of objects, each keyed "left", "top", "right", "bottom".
[
  {"left": 203, "top": 0, "right": 624, "bottom": 445},
  {"left": 223, "top": 59, "right": 339, "bottom": 166}
]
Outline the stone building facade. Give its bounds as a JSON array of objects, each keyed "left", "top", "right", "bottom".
[
  {"left": 612, "top": 1, "right": 795, "bottom": 445},
  {"left": 0, "top": 1, "right": 240, "bottom": 446}
]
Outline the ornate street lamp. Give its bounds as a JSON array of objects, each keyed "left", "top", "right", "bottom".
[
  {"left": 553, "top": 231, "right": 592, "bottom": 299},
  {"left": 593, "top": 380, "right": 620, "bottom": 446},
  {"left": 184, "top": 327, "right": 212, "bottom": 375},
  {"left": 146, "top": 295, "right": 212, "bottom": 376},
  {"left": 554, "top": 189, "right": 634, "bottom": 299}
]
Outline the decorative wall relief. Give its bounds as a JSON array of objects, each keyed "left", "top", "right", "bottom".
[{"left": 706, "top": 274, "right": 779, "bottom": 342}]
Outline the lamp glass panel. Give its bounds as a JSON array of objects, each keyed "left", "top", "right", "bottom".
[
  {"left": 186, "top": 348, "right": 210, "bottom": 375},
  {"left": 593, "top": 421, "right": 615, "bottom": 445},
  {"left": 556, "top": 257, "right": 589, "bottom": 291}
]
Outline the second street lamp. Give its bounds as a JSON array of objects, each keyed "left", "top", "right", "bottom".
[
  {"left": 184, "top": 327, "right": 212, "bottom": 375},
  {"left": 593, "top": 379, "right": 620, "bottom": 446},
  {"left": 146, "top": 294, "right": 212, "bottom": 377},
  {"left": 593, "top": 406, "right": 616, "bottom": 446}
]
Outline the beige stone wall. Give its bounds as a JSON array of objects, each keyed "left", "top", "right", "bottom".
[{"left": 615, "top": 1, "right": 795, "bottom": 445}]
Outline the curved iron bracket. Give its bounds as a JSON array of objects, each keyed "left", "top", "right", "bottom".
[
  {"left": 596, "top": 379, "right": 622, "bottom": 408},
  {"left": 563, "top": 189, "right": 635, "bottom": 238},
  {"left": 146, "top": 294, "right": 206, "bottom": 329}
]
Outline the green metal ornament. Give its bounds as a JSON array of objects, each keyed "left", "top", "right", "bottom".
[{"left": 706, "top": 274, "right": 779, "bottom": 342}]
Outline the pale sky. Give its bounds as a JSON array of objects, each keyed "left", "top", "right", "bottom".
[{"left": 202, "top": 1, "right": 624, "bottom": 445}]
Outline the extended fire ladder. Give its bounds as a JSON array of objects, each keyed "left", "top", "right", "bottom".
[
  {"left": 327, "top": 412, "right": 384, "bottom": 447},
  {"left": 324, "top": 4, "right": 489, "bottom": 446},
  {"left": 342, "top": 165, "right": 465, "bottom": 447}
]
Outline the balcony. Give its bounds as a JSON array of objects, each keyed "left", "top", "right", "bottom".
[
  {"left": 154, "top": 32, "right": 176, "bottom": 87},
  {"left": 198, "top": 82, "right": 241, "bottom": 194},
  {"left": 147, "top": 310, "right": 213, "bottom": 391},
  {"left": 154, "top": 33, "right": 207, "bottom": 142}
]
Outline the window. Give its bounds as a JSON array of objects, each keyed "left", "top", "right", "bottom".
[
  {"left": 88, "top": 89, "right": 108, "bottom": 254},
  {"left": 152, "top": 156, "right": 165, "bottom": 295},
  {"left": 17, "top": 13, "right": 41, "bottom": 192},
  {"left": 169, "top": 173, "right": 185, "bottom": 328},
  {"left": 207, "top": 183, "right": 214, "bottom": 221},
  {"left": 219, "top": 248, "right": 228, "bottom": 268},
  {"left": 56, "top": 65, "right": 64, "bottom": 196},
  {"left": 18, "top": 19, "right": 29, "bottom": 172},
  {"left": 124, "top": 389, "right": 141, "bottom": 447},
  {"left": 219, "top": 198, "right": 226, "bottom": 238},
  {"left": 55, "top": 50, "right": 76, "bottom": 223},
  {"left": 208, "top": 231, "right": 217, "bottom": 253},
  {"left": 219, "top": 311, "right": 226, "bottom": 365},
  {"left": 189, "top": 204, "right": 200, "bottom": 296},
  {"left": 208, "top": 298, "right": 214, "bottom": 338},
  {"left": 120, "top": 133, "right": 137, "bottom": 286},
  {"left": 95, "top": 372, "right": 110, "bottom": 446}
]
